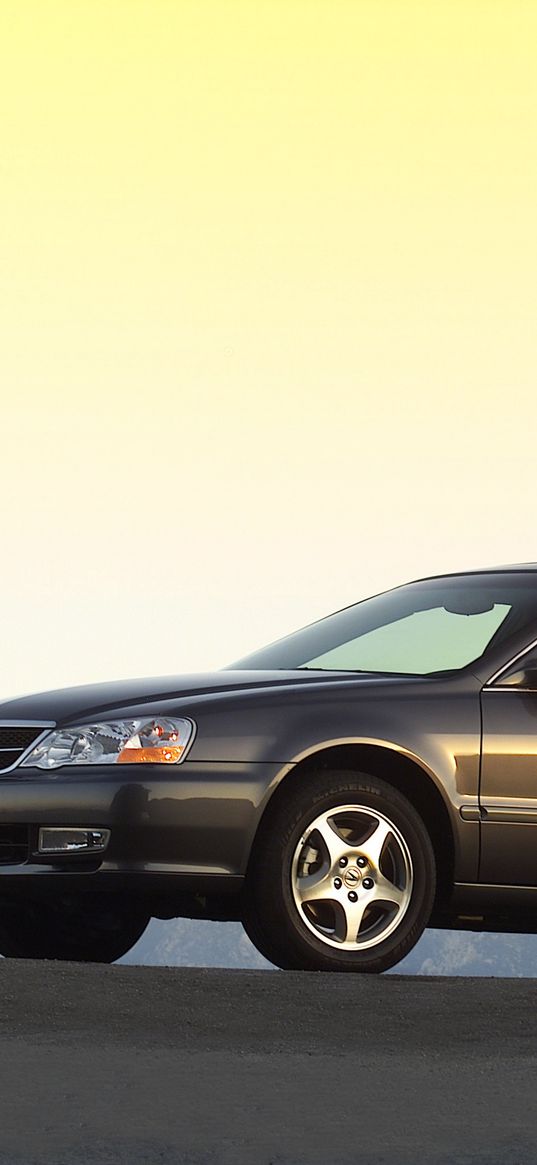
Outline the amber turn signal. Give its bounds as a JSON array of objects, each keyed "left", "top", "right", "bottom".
[{"left": 117, "top": 745, "right": 184, "bottom": 764}]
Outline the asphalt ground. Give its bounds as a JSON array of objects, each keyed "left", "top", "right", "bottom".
[{"left": 0, "top": 961, "right": 535, "bottom": 1164}]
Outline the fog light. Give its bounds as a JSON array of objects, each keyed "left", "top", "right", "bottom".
[{"left": 38, "top": 828, "right": 110, "bottom": 854}]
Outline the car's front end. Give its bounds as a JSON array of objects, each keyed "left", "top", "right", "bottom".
[{"left": 2, "top": 566, "right": 537, "bottom": 970}]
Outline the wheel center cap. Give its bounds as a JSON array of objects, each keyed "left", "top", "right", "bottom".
[{"left": 343, "top": 865, "right": 362, "bottom": 889}]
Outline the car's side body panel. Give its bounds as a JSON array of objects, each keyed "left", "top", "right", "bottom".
[
  {"left": 177, "top": 674, "right": 482, "bottom": 882},
  {"left": 480, "top": 688, "right": 537, "bottom": 884}
]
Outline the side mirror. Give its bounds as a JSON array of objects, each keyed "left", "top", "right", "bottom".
[{"left": 497, "top": 666, "right": 537, "bottom": 691}]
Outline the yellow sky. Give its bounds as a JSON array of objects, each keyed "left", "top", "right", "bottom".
[{"left": 1, "top": 0, "right": 536, "bottom": 696}]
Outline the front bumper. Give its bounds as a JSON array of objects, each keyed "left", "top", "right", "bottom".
[{"left": 0, "top": 760, "right": 283, "bottom": 897}]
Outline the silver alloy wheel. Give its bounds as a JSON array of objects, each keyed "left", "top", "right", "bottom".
[{"left": 290, "top": 804, "right": 414, "bottom": 951}]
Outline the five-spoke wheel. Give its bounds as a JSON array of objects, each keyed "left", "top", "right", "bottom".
[
  {"left": 292, "top": 805, "right": 413, "bottom": 950},
  {"left": 243, "top": 769, "right": 436, "bottom": 972}
]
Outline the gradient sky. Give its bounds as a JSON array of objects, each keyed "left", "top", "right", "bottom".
[{"left": 1, "top": 0, "right": 536, "bottom": 697}]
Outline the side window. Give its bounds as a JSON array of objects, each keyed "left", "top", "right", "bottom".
[{"left": 493, "top": 643, "right": 537, "bottom": 689}]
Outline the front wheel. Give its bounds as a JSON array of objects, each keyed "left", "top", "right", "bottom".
[
  {"left": 0, "top": 893, "right": 150, "bottom": 963},
  {"left": 243, "top": 771, "right": 436, "bottom": 973}
]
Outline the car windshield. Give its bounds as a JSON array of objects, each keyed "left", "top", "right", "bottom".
[{"left": 228, "top": 575, "right": 537, "bottom": 676}]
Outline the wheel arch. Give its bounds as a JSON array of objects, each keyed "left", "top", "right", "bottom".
[{"left": 249, "top": 742, "right": 455, "bottom": 908}]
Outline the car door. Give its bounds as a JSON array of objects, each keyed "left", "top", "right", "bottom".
[{"left": 480, "top": 640, "right": 537, "bottom": 884}]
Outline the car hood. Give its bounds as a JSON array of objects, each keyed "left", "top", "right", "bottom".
[{"left": 0, "top": 669, "right": 412, "bottom": 725}]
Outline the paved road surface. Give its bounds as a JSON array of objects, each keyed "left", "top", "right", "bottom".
[{"left": 0, "top": 961, "right": 535, "bottom": 1164}]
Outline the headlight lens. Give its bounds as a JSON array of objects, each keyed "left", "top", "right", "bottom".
[{"left": 21, "top": 717, "right": 195, "bottom": 771}]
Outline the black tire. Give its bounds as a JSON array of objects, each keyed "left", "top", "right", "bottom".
[
  {"left": 242, "top": 770, "right": 436, "bottom": 973},
  {"left": 0, "top": 893, "right": 150, "bottom": 963}
]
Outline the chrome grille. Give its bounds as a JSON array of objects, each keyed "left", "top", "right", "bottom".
[
  {"left": 0, "top": 728, "right": 43, "bottom": 750},
  {"left": 0, "top": 726, "right": 48, "bottom": 773}
]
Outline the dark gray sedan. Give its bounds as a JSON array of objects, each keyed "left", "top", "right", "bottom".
[{"left": 1, "top": 564, "right": 537, "bottom": 971}]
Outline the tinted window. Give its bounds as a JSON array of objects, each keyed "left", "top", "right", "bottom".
[
  {"left": 229, "top": 575, "right": 537, "bottom": 676},
  {"left": 305, "top": 605, "right": 511, "bottom": 675}
]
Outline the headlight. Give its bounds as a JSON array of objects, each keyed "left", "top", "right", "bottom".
[{"left": 21, "top": 717, "right": 196, "bottom": 771}]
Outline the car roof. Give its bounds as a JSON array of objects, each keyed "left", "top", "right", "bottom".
[{"left": 415, "top": 564, "right": 537, "bottom": 583}]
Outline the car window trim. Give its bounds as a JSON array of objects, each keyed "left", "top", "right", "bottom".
[{"left": 483, "top": 634, "right": 537, "bottom": 689}]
